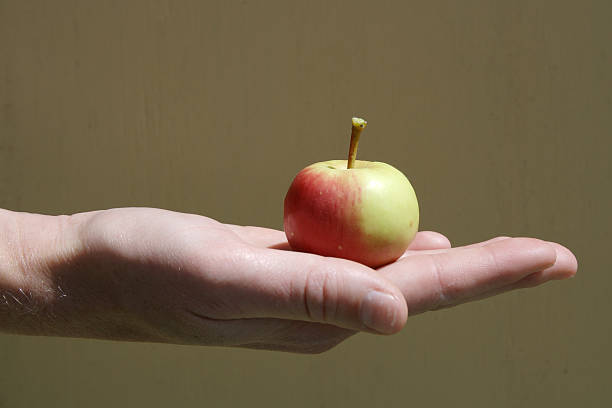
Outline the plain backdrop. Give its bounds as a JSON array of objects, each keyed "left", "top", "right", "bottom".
[{"left": 1, "top": 1, "right": 610, "bottom": 406}]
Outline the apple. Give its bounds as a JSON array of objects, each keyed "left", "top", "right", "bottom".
[{"left": 283, "top": 117, "right": 419, "bottom": 268}]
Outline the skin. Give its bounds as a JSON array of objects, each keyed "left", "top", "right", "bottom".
[
  {"left": 284, "top": 159, "right": 419, "bottom": 267},
  {"left": 0, "top": 207, "right": 577, "bottom": 354}
]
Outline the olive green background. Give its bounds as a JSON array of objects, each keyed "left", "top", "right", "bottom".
[{"left": 1, "top": 0, "right": 610, "bottom": 406}]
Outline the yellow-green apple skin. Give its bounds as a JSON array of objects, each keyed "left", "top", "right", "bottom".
[{"left": 283, "top": 159, "right": 419, "bottom": 268}]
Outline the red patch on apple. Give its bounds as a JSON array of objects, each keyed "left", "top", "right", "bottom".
[{"left": 284, "top": 166, "right": 383, "bottom": 264}]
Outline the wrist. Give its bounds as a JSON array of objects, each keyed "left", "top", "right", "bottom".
[{"left": 0, "top": 209, "right": 87, "bottom": 335}]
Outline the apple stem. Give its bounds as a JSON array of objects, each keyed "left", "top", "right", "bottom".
[{"left": 347, "top": 117, "right": 367, "bottom": 169}]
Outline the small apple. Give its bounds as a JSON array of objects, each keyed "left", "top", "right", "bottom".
[{"left": 283, "top": 117, "right": 419, "bottom": 268}]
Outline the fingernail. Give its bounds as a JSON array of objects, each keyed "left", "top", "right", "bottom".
[
  {"left": 360, "top": 291, "right": 401, "bottom": 334},
  {"left": 548, "top": 242, "right": 578, "bottom": 279}
]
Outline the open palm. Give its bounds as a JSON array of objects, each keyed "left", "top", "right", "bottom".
[{"left": 52, "top": 208, "right": 576, "bottom": 354}]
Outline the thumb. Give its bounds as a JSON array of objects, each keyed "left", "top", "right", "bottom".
[{"left": 205, "top": 247, "right": 408, "bottom": 334}]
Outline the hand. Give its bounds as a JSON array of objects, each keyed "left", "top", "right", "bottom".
[{"left": 3, "top": 208, "right": 577, "bottom": 354}]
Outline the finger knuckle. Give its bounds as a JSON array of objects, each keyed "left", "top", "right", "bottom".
[
  {"left": 482, "top": 245, "right": 502, "bottom": 271},
  {"left": 429, "top": 255, "right": 451, "bottom": 307},
  {"left": 303, "top": 266, "right": 340, "bottom": 323}
]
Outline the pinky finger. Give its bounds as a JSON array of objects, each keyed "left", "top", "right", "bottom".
[{"left": 399, "top": 236, "right": 511, "bottom": 259}]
